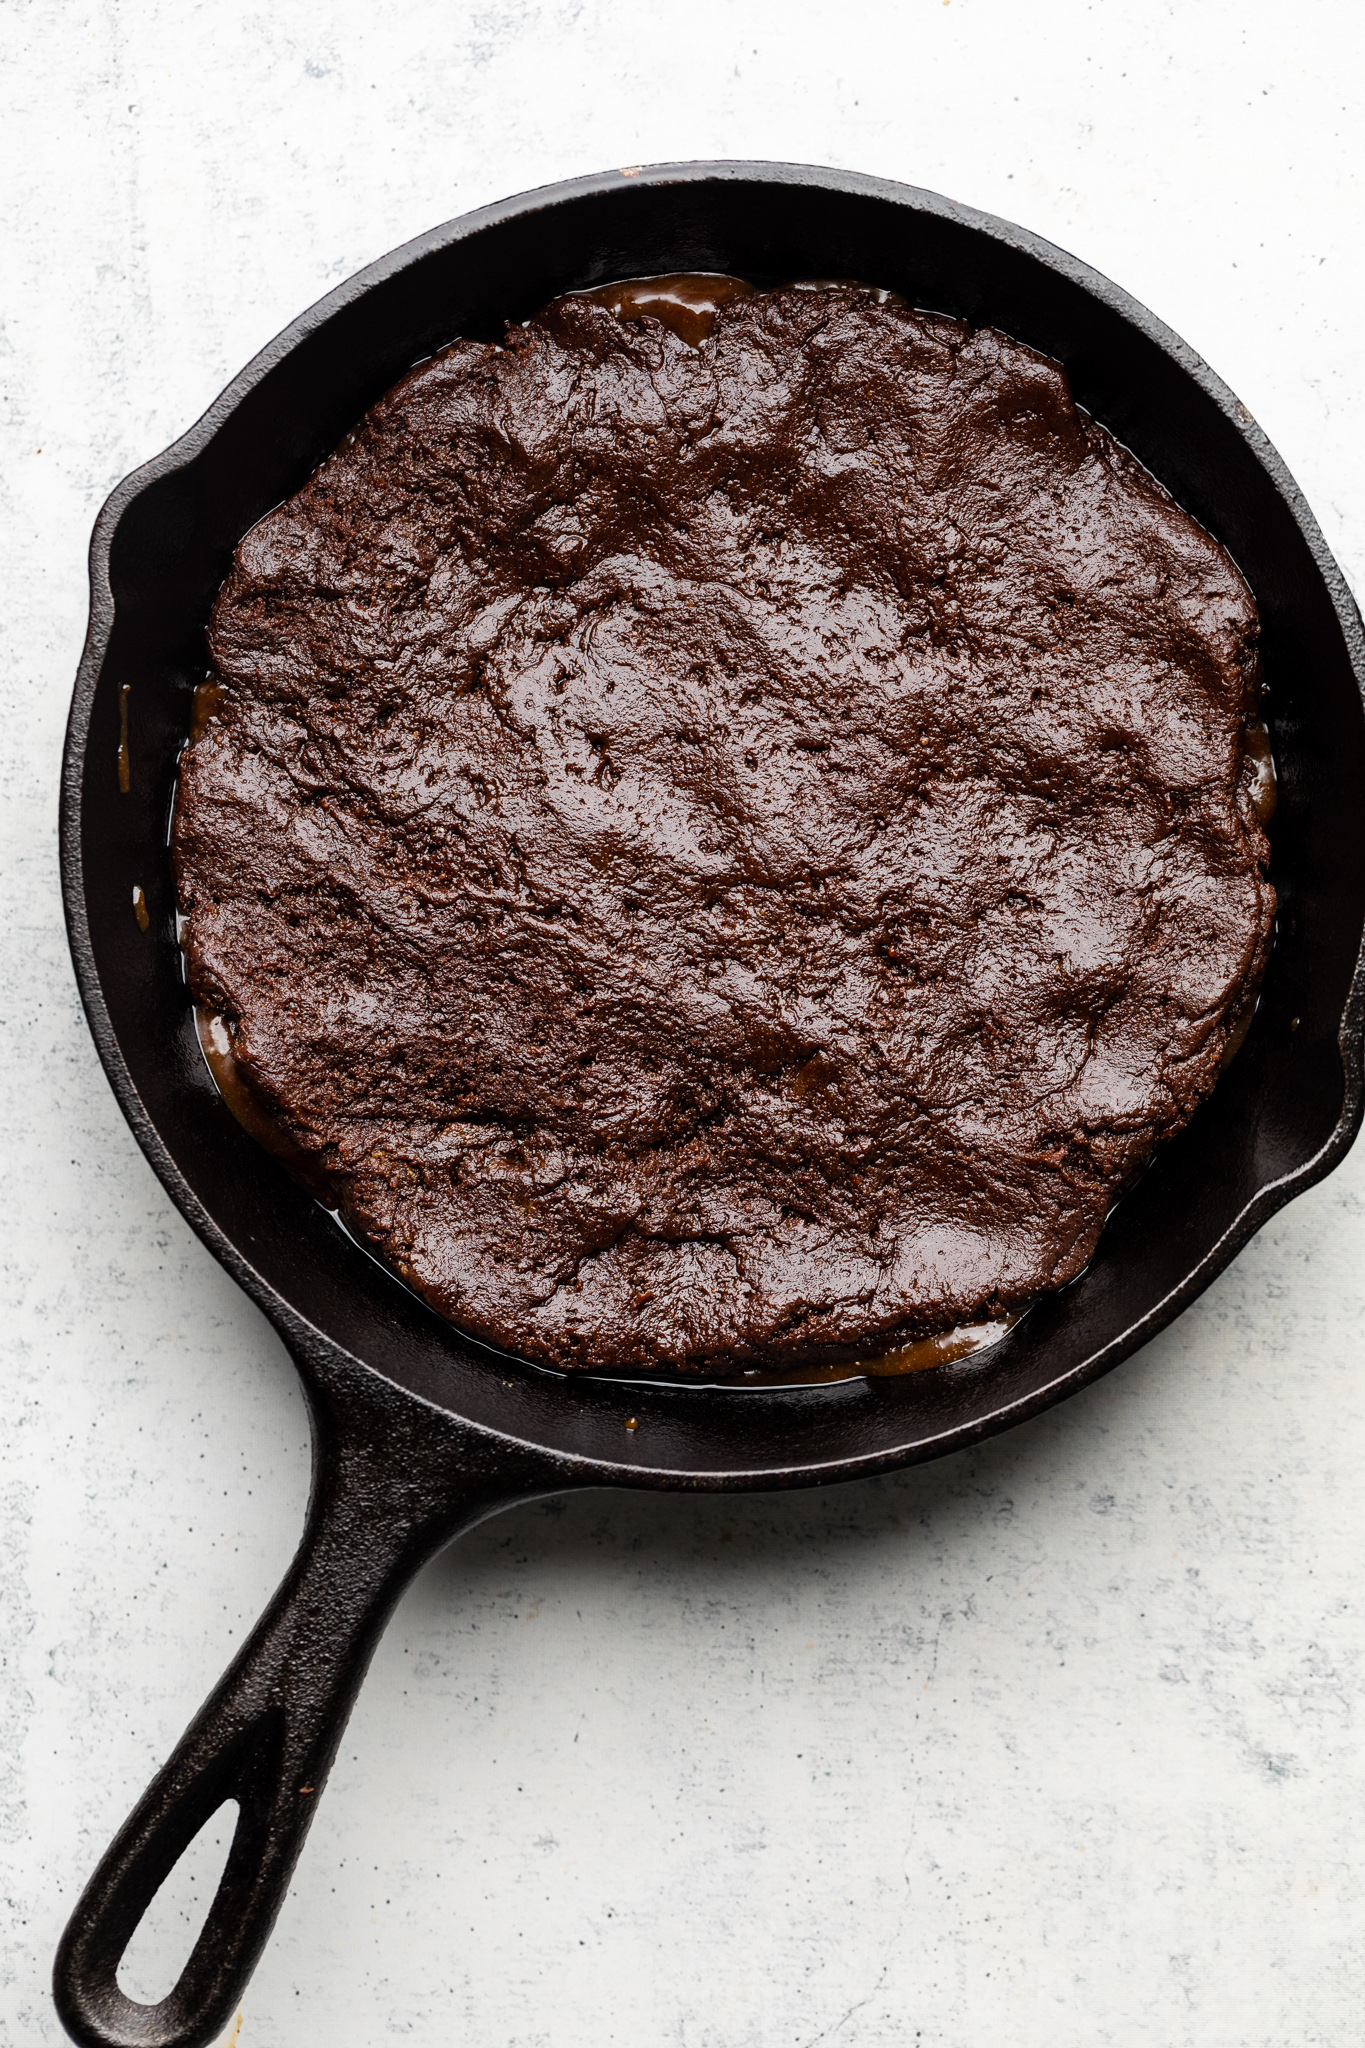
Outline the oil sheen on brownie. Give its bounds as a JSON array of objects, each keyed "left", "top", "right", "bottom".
[{"left": 171, "top": 281, "right": 1275, "bottom": 1371}]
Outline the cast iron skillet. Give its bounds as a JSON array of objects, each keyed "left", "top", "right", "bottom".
[{"left": 55, "top": 163, "right": 1365, "bottom": 2048}]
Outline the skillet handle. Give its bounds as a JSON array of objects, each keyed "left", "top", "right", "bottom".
[{"left": 53, "top": 1371, "right": 558, "bottom": 2048}]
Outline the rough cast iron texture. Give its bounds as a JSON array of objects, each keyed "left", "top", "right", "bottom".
[{"left": 55, "top": 163, "right": 1365, "bottom": 2048}]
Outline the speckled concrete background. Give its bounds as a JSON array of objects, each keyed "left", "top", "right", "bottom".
[{"left": 4, "top": 3, "right": 1365, "bottom": 2043}]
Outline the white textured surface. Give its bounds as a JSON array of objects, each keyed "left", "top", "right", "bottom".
[{"left": 3, "top": 2, "right": 1365, "bottom": 2042}]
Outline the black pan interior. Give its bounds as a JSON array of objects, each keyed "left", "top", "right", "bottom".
[{"left": 65, "top": 163, "right": 1365, "bottom": 1487}]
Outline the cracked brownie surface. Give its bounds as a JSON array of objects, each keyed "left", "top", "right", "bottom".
[{"left": 171, "top": 281, "right": 1274, "bottom": 1371}]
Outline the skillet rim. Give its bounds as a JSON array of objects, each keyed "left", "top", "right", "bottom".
[{"left": 60, "top": 158, "right": 1365, "bottom": 1490}]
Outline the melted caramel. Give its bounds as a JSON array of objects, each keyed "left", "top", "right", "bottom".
[
  {"left": 1244, "top": 717, "right": 1277, "bottom": 827},
  {"left": 577, "top": 273, "right": 915, "bottom": 352},
  {"left": 190, "top": 679, "right": 224, "bottom": 740},
  {"left": 577, "top": 272, "right": 756, "bottom": 348},
  {"left": 710, "top": 1314, "right": 1022, "bottom": 1387},
  {"left": 194, "top": 1009, "right": 330, "bottom": 1196}
]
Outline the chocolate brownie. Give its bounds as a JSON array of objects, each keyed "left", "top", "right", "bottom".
[{"left": 171, "top": 277, "right": 1275, "bottom": 1371}]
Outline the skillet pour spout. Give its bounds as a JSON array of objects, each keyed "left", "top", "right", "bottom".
[{"left": 56, "top": 163, "right": 1365, "bottom": 2047}]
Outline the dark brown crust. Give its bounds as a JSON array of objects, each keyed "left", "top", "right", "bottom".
[{"left": 172, "top": 283, "right": 1274, "bottom": 1371}]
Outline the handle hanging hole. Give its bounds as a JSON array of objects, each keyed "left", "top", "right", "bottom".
[{"left": 115, "top": 1798, "right": 240, "bottom": 2007}]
